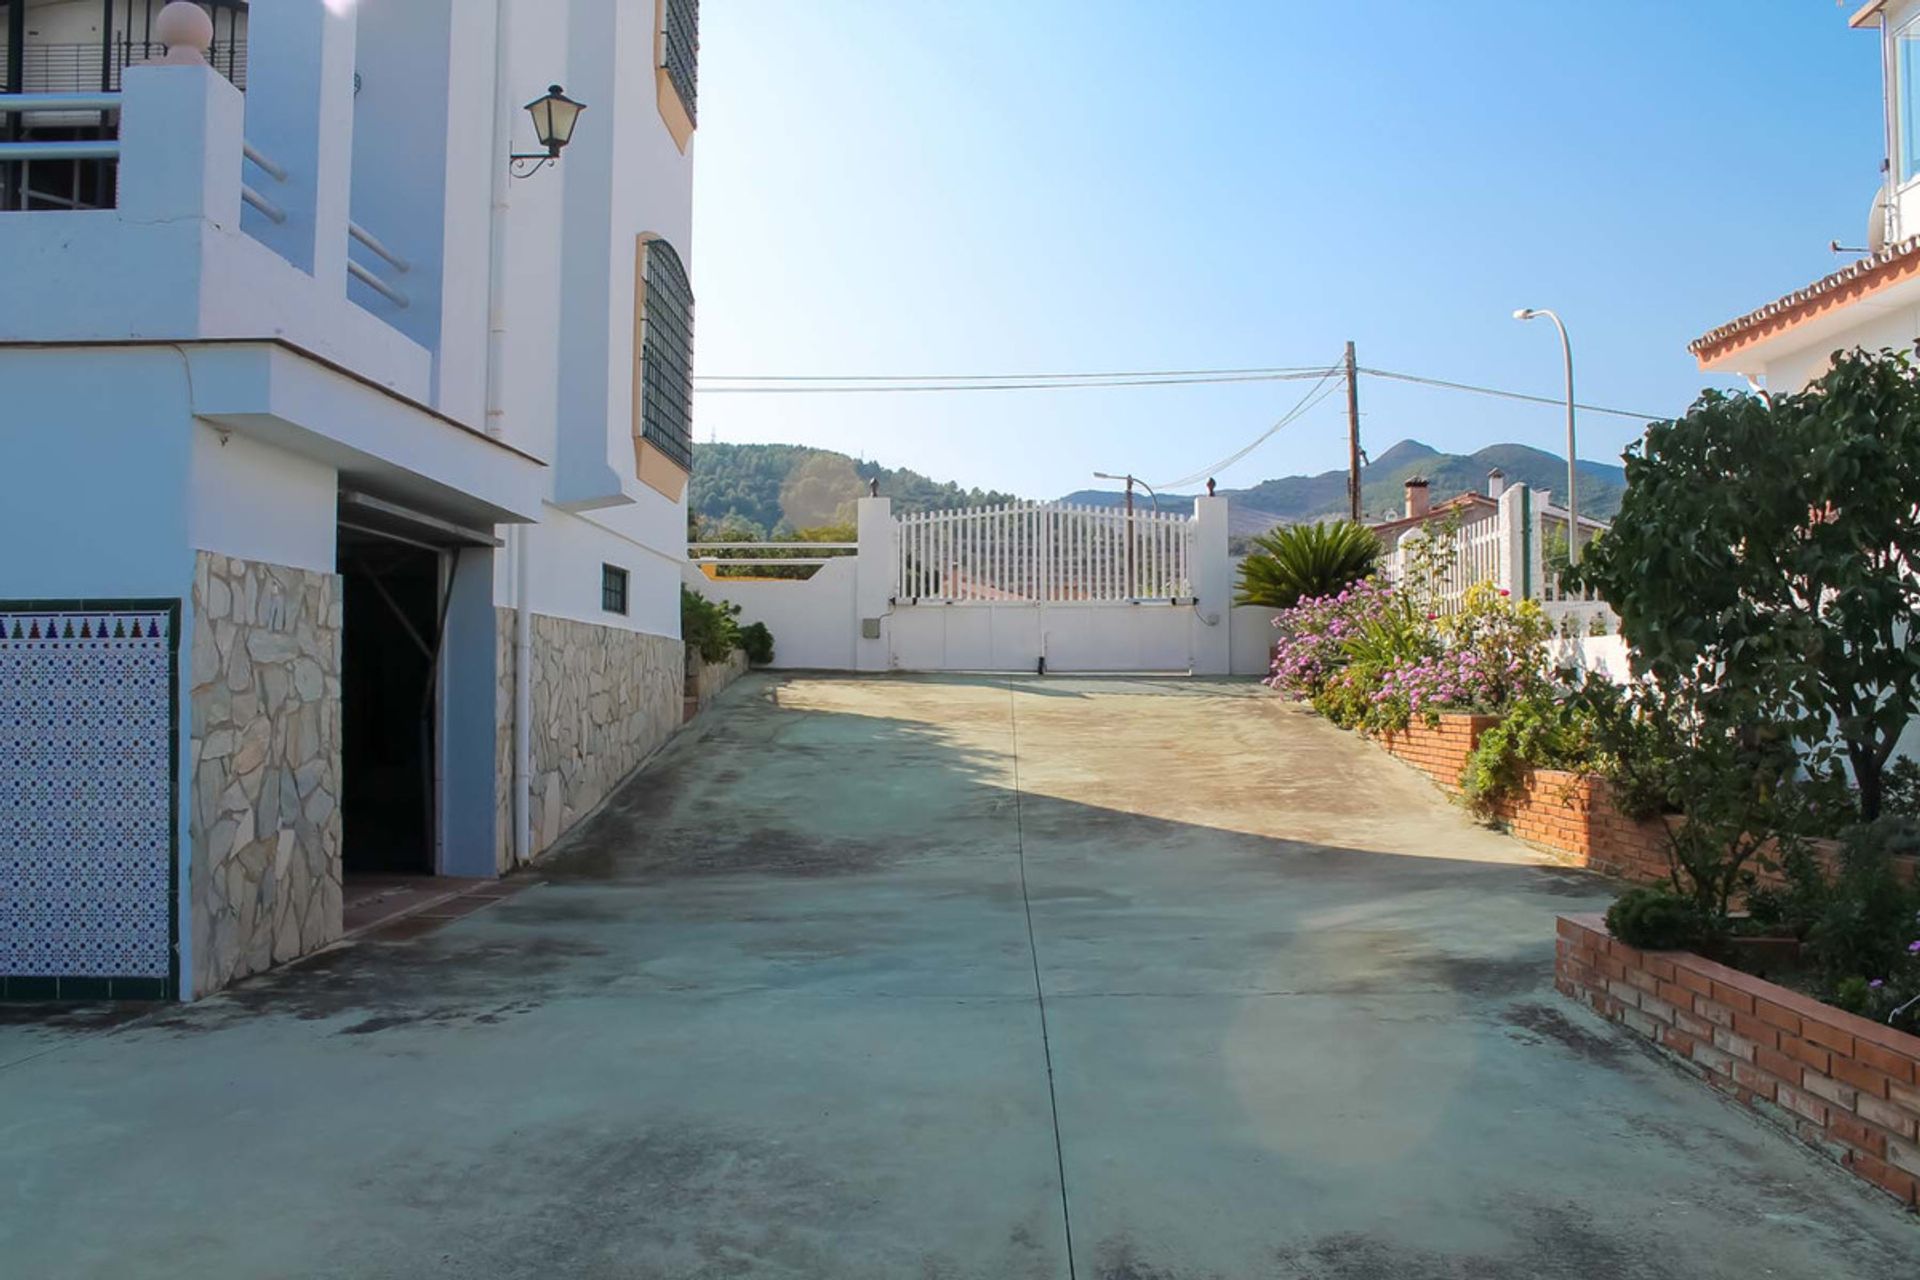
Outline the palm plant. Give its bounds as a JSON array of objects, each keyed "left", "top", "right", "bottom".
[{"left": 1236, "top": 520, "right": 1381, "bottom": 609}]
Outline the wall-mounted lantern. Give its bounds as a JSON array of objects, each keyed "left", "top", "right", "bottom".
[{"left": 510, "top": 85, "right": 585, "bottom": 178}]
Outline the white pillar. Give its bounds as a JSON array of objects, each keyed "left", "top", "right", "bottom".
[
  {"left": 117, "top": 64, "right": 243, "bottom": 228},
  {"left": 241, "top": 0, "right": 356, "bottom": 290},
  {"left": 854, "top": 496, "right": 893, "bottom": 672},
  {"left": 1496, "top": 483, "right": 1534, "bottom": 601},
  {"left": 1189, "top": 495, "right": 1232, "bottom": 675}
]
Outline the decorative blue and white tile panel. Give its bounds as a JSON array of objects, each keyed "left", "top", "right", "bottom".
[{"left": 0, "top": 608, "right": 175, "bottom": 982}]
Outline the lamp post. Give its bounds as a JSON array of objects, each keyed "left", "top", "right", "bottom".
[{"left": 1512, "top": 307, "right": 1579, "bottom": 564}]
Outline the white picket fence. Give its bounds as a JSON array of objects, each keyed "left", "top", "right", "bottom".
[
  {"left": 1381, "top": 517, "right": 1505, "bottom": 615},
  {"left": 1379, "top": 485, "right": 1617, "bottom": 635},
  {"left": 892, "top": 501, "right": 1194, "bottom": 604}
]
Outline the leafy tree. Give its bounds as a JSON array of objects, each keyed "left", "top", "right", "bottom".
[
  {"left": 1572, "top": 347, "right": 1920, "bottom": 820},
  {"left": 1235, "top": 520, "right": 1380, "bottom": 609}
]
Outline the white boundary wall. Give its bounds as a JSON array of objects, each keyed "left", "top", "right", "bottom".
[{"left": 687, "top": 496, "right": 1243, "bottom": 674}]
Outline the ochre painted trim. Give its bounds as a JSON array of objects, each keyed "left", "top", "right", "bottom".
[
  {"left": 652, "top": 0, "right": 695, "bottom": 153},
  {"left": 635, "top": 436, "right": 689, "bottom": 501}
]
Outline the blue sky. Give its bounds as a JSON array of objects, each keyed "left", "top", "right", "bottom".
[{"left": 691, "top": 1, "right": 1883, "bottom": 500}]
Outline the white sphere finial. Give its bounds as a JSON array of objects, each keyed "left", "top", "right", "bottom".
[{"left": 154, "top": 2, "right": 214, "bottom": 65}]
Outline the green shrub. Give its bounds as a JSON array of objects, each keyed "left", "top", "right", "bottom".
[
  {"left": 680, "top": 586, "right": 742, "bottom": 664},
  {"left": 1605, "top": 886, "right": 1706, "bottom": 951},
  {"left": 1883, "top": 758, "right": 1920, "bottom": 818},
  {"left": 1236, "top": 520, "right": 1380, "bottom": 610},
  {"left": 1458, "top": 692, "right": 1597, "bottom": 814},
  {"left": 1789, "top": 819, "right": 1920, "bottom": 986},
  {"left": 738, "top": 621, "right": 775, "bottom": 666},
  {"left": 1832, "top": 975, "right": 1876, "bottom": 1016}
]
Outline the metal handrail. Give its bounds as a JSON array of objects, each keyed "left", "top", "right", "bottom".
[
  {"left": 347, "top": 259, "right": 408, "bottom": 308},
  {"left": 241, "top": 141, "right": 286, "bottom": 183},
  {"left": 0, "top": 92, "right": 121, "bottom": 113},
  {"left": 241, "top": 184, "right": 285, "bottom": 224},
  {"left": 348, "top": 220, "right": 409, "bottom": 273},
  {"left": 0, "top": 140, "right": 119, "bottom": 161},
  {"left": 688, "top": 542, "right": 858, "bottom": 552}
]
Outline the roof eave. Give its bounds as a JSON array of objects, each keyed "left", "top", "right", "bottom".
[{"left": 1688, "top": 237, "right": 1920, "bottom": 370}]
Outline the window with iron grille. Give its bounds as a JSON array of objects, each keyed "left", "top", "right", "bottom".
[
  {"left": 662, "top": 0, "right": 699, "bottom": 124},
  {"left": 639, "top": 238, "right": 695, "bottom": 474},
  {"left": 601, "top": 564, "right": 629, "bottom": 615}
]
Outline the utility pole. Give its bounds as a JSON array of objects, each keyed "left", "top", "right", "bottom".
[{"left": 1345, "top": 340, "right": 1361, "bottom": 521}]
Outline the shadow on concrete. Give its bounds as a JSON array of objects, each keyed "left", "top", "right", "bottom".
[{"left": 1, "top": 672, "right": 1914, "bottom": 1279}]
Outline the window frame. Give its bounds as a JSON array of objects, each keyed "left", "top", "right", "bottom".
[
  {"left": 636, "top": 236, "right": 695, "bottom": 477},
  {"left": 1894, "top": 12, "right": 1920, "bottom": 188},
  {"left": 661, "top": 0, "right": 700, "bottom": 125},
  {"left": 600, "top": 563, "right": 630, "bottom": 616}
]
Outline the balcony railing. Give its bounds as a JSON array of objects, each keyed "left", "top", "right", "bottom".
[
  {"left": 0, "top": 92, "right": 118, "bottom": 211},
  {"left": 0, "top": 40, "right": 247, "bottom": 94},
  {"left": 0, "top": 31, "right": 247, "bottom": 209}
]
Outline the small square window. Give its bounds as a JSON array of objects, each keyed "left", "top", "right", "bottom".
[{"left": 601, "top": 564, "right": 629, "bottom": 615}]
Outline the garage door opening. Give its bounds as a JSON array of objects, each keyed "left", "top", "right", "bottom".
[{"left": 338, "top": 528, "right": 444, "bottom": 880}]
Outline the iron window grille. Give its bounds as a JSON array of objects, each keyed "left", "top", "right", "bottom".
[
  {"left": 662, "top": 0, "right": 698, "bottom": 123},
  {"left": 601, "top": 564, "right": 629, "bottom": 615},
  {"left": 639, "top": 238, "right": 695, "bottom": 474}
]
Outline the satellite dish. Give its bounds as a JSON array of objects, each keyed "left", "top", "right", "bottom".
[{"left": 1869, "top": 183, "right": 1891, "bottom": 255}]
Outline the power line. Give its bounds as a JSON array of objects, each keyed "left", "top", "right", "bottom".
[
  {"left": 1356, "top": 367, "right": 1660, "bottom": 421},
  {"left": 1153, "top": 364, "right": 1346, "bottom": 491},
  {"left": 692, "top": 370, "right": 1338, "bottom": 394},
  {"left": 695, "top": 364, "right": 1330, "bottom": 383},
  {"left": 693, "top": 361, "right": 1669, "bottom": 420}
]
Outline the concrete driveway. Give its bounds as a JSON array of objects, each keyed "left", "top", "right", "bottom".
[{"left": 3, "top": 674, "right": 1916, "bottom": 1278}]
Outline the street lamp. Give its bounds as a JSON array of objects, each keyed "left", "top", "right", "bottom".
[
  {"left": 510, "top": 85, "right": 586, "bottom": 177},
  {"left": 1512, "top": 307, "right": 1579, "bottom": 564}
]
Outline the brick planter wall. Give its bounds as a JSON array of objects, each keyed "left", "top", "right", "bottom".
[
  {"left": 1378, "top": 715, "right": 1495, "bottom": 798},
  {"left": 1557, "top": 913, "right": 1920, "bottom": 1208},
  {"left": 1486, "top": 769, "right": 1672, "bottom": 883},
  {"left": 1379, "top": 715, "right": 1668, "bottom": 880},
  {"left": 1373, "top": 715, "right": 1888, "bottom": 889}
]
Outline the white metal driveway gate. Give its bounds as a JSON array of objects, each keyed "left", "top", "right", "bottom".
[{"left": 889, "top": 502, "right": 1197, "bottom": 672}]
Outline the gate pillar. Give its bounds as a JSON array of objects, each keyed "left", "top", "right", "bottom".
[
  {"left": 1190, "top": 496, "right": 1232, "bottom": 675},
  {"left": 854, "top": 496, "right": 893, "bottom": 671}
]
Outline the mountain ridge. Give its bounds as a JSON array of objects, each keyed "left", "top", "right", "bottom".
[{"left": 691, "top": 440, "right": 1626, "bottom": 537}]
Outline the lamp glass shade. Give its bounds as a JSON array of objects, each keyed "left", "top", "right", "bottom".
[{"left": 526, "top": 84, "right": 585, "bottom": 155}]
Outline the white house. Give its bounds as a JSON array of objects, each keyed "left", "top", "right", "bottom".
[
  {"left": 1693, "top": 2, "right": 1920, "bottom": 385},
  {"left": 0, "top": 0, "right": 702, "bottom": 999}
]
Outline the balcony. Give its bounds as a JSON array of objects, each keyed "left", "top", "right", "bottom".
[{"left": 1, "top": 0, "right": 247, "bottom": 210}]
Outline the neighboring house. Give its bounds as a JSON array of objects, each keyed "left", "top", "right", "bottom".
[
  {"left": 1692, "top": 2, "right": 1920, "bottom": 386},
  {"left": 0, "top": 0, "right": 702, "bottom": 999},
  {"left": 1369, "top": 472, "right": 1605, "bottom": 563}
]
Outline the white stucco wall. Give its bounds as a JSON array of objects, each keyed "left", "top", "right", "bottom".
[
  {"left": 683, "top": 561, "right": 860, "bottom": 671},
  {"left": 512, "top": 505, "right": 683, "bottom": 640},
  {"left": 188, "top": 426, "right": 337, "bottom": 574}
]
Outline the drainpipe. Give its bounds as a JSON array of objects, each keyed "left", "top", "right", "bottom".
[
  {"left": 484, "top": 0, "right": 514, "bottom": 442},
  {"left": 484, "top": 0, "right": 533, "bottom": 865},
  {"left": 513, "top": 527, "right": 532, "bottom": 864}
]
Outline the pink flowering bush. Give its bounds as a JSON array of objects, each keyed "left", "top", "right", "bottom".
[
  {"left": 1264, "top": 577, "right": 1402, "bottom": 699},
  {"left": 1266, "top": 579, "right": 1552, "bottom": 733}
]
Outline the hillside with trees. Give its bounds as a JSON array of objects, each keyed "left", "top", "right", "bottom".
[{"left": 690, "top": 443, "right": 1023, "bottom": 538}]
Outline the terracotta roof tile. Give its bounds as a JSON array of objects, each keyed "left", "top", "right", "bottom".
[{"left": 1689, "top": 236, "right": 1920, "bottom": 366}]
